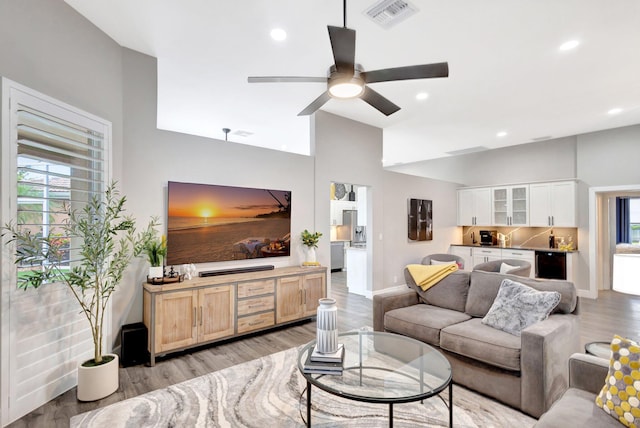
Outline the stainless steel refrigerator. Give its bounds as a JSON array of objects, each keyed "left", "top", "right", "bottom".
[{"left": 342, "top": 210, "right": 366, "bottom": 244}]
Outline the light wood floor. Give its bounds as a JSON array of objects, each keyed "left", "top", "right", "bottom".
[{"left": 9, "top": 273, "right": 640, "bottom": 427}]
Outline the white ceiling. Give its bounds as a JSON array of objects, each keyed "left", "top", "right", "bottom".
[{"left": 65, "top": 0, "right": 640, "bottom": 165}]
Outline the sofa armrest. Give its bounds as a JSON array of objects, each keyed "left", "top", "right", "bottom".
[
  {"left": 569, "top": 352, "right": 609, "bottom": 394},
  {"left": 520, "top": 314, "right": 580, "bottom": 418},
  {"left": 372, "top": 288, "right": 419, "bottom": 332}
]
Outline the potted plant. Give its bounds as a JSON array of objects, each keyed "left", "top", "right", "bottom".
[
  {"left": 143, "top": 234, "right": 167, "bottom": 279},
  {"left": 301, "top": 229, "right": 322, "bottom": 264},
  {"left": 2, "top": 182, "right": 158, "bottom": 401}
]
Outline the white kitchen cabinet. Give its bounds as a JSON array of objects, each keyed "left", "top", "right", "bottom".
[
  {"left": 356, "top": 187, "right": 367, "bottom": 226},
  {"left": 501, "top": 248, "right": 535, "bottom": 278},
  {"left": 449, "top": 246, "right": 473, "bottom": 271},
  {"left": 491, "top": 185, "right": 529, "bottom": 226},
  {"left": 346, "top": 247, "right": 367, "bottom": 296},
  {"left": 472, "top": 247, "right": 502, "bottom": 267},
  {"left": 457, "top": 188, "right": 492, "bottom": 226},
  {"left": 529, "top": 181, "right": 577, "bottom": 227}
]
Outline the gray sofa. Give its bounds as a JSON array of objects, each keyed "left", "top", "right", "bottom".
[
  {"left": 535, "top": 353, "right": 616, "bottom": 427},
  {"left": 373, "top": 268, "right": 580, "bottom": 418},
  {"left": 473, "top": 258, "right": 532, "bottom": 277}
]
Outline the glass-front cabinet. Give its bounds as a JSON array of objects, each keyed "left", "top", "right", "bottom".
[{"left": 492, "top": 185, "right": 529, "bottom": 226}]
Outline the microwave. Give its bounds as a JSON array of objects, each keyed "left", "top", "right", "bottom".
[{"left": 479, "top": 230, "right": 497, "bottom": 246}]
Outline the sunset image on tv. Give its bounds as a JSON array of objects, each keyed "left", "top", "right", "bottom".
[{"left": 167, "top": 181, "right": 291, "bottom": 264}]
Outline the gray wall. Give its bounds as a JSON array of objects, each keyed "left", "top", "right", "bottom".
[
  {"left": 313, "top": 112, "right": 459, "bottom": 293},
  {"left": 388, "top": 136, "right": 577, "bottom": 186},
  {"left": 0, "top": 0, "right": 124, "bottom": 179},
  {"left": 120, "top": 49, "right": 316, "bottom": 327}
]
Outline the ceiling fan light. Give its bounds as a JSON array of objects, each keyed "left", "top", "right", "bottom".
[{"left": 329, "top": 80, "right": 364, "bottom": 98}]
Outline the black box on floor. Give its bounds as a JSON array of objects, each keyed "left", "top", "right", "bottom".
[{"left": 120, "top": 322, "right": 148, "bottom": 367}]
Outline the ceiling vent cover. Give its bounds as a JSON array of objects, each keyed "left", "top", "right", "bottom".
[
  {"left": 445, "top": 146, "right": 489, "bottom": 156},
  {"left": 364, "top": 0, "right": 419, "bottom": 29}
]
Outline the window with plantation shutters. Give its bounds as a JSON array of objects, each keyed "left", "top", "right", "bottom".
[
  {"left": 16, "top": 106, "right": 105, "bottom": 270},
  {"left": 1, "top": 79, "right": 112, "bottom": 425}
]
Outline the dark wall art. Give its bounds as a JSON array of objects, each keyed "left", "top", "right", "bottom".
[{"left": 408, "top": 198, "right": 433, "bottom": 241}]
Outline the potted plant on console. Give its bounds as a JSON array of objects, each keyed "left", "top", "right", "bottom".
[
  {"left": 143, "top": 233, "right": 167, "bottom": 280},
  {"left": 301, "top": 229, "right": 322, "bottom": 266},
  {"left": 2, "top": 183, "right": 158, "bottom": 401}
]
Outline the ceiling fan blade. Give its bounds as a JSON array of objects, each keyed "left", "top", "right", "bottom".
[
  {"left": 298, "top": 91, "right": 331, "bottom": 116},
  {"left": 362, "top": 62, "right": 449, "bottom": 84},
  {"left": 327, "top": 25, "right": 355, "bottom": 75},
  {"left": 360, "top": 86, "right": 400, "bottom": 116},
  {"left": 248, "top": 76, "right": 327, "bottom": 83}
]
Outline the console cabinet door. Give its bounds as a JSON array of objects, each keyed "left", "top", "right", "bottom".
[
  {"left": 198, "top": 285, "right": 235, "bottom": 343},
  {"left": 276, "top": 276, "right": 304, "bottom": 323},
  {"left": 302, "top": 273, "right": 326, "bottom": 317},
  {"left": 155, "top": 290, "right": 197, "bottom": 353}
]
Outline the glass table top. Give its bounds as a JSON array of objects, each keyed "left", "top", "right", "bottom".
[{"left": 298, "top": 330, "right": 452, "bottom": 403}]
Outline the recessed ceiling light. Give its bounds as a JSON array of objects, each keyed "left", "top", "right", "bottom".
[
  {"left": 608, "top": 108, "right": 623, "bottom": 115},
  {"left": 559, "top": 40, "right": 580, "bottom": 51},
  {"left": 416, "top": 92, "right": 429, "bottom": 100},
  {"left": 496, "top": 131, "right": 508, "bottom": 138},
  {"left": 270, "top": 28, "right": 287, "bottom": 41}
]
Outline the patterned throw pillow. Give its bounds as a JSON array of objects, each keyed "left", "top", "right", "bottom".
[
  {"left": 481, "top": 279, "right": 561, "bottom": 336},
  {"left": 596, "top": 335, "right": 640, "bottom": 427}
]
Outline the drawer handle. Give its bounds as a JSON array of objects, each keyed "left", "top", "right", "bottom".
[
  {"left": 512, "top": 252, "right": 522, "bottom": 256},
  {"left": 248, "top": 320, "right": 264, "bottom": 326},
  {"left": 248, "top": 303, "right": 264, "bottom": 308},
  {"left": 248, "top": 287, "right": 264, "bottom": 291}
]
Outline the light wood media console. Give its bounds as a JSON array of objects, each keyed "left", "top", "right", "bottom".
[{"left": 142, "top": 265, "right": 327, "bottom": 365}]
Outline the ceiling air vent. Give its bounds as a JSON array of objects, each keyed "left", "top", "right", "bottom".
[
  {"left": 445, "top": 146, "right": 489, "bottom": 156},
  {"left": 364, "top": 0, "right": 419, "bottom": 29},
  {"left": 232, "top": 130, "right": 254, "bottom": 138}
]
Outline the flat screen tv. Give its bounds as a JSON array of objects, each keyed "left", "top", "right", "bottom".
[{"left": 167, "top": 181, "right": 291, "bottom": 265}]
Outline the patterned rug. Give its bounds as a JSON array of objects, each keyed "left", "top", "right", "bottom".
[{"left": 71, "top": 346, "right": 536, "bottom": 427}]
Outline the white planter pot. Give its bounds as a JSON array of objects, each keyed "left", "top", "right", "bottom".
[
  {"left": 305, "top": 247, "right": 317, "bottom": 263},
  {"left": 77, "top": 353, "right": 119, "bottom": 401},
  {"left": 149, "top": 266, "right": 164, "bottom": 279}
]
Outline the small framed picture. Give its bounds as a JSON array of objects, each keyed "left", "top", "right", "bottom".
[{"left": 408, "top": 198, "right": 433, "bottom": 241}]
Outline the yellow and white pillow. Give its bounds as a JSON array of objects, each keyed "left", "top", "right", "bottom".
[{"left": 596, "top": 335, "right": 640, "bottom": 427}]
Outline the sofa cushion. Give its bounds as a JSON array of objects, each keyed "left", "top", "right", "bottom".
[
  {"left": 595, "top": 335, "right": 640, "bottom": 427},
  {"left": 535, "top": 388, "right": 620, "bottom": 428},
  {"left": 405, "top": 268, "right": 470, "bottom": 312},
  {"left": 482, "top": 279, "right": 561, "bottom": 336},
  {"left": 465, "top": 270, "right": 577, "bottom": 318},
  {"left": 440, "top": 318, "right": 522, "bottom": 371},
  {"left": 384, "top": 304, "right": 471, "bottom": 347}
]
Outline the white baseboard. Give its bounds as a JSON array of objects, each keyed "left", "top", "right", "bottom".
[{"left": 372, "top": 284, "right": 408, "bottom": 297}]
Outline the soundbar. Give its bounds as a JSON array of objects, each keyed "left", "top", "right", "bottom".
[{"left": 199, "top": 265, "right": 275, "bottom": 277}]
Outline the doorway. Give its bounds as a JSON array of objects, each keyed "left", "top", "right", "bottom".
[
  {"left": 329, "top": 182, "right": 372, "bottom": 298},
  {"left": 589, "top": 185, "right": 640, "bottom": 297}
]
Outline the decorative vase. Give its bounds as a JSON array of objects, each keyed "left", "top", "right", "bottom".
[
  {"left": 149, "top": 266, "right": 164, "bottom": 279},
  {"left": 77, "top": 353, "right": 119, "bottom": 401},
  {"left": 305, "top": 247, "right": 317, "bottom": 264},
  {"left": 316, "top": 298, "right": 338, "bottom": 354}
]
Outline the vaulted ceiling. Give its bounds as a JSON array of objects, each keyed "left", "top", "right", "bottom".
[{"left": 65, "top": 0, "right": 640, "bottom": 165}]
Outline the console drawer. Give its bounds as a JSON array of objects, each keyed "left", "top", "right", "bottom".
[
  {"left": 237, "top": 295, "right": 275, "bottom": 316},
  {"left": 237, "top": 312, "right": 274, "bottom": 334},
  {"left": 237, "top": 280, "right": 275, "bottom": 298}
]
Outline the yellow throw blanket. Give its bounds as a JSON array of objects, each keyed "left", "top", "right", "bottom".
[{"left": 407, "top": 263, "right": 459, "bottom": 291}]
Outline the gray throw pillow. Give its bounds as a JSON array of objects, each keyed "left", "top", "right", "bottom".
[{"left": 482, "top": 278, "right": 561, "bottom": 336}]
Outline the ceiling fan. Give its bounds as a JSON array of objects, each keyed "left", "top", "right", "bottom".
[{"left": 248, "top": 0, "right": 449, "bottom": 117}]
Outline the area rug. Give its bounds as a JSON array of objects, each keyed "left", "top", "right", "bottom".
[{"left": 71, "top": 346, "right": 536, "bottom": 427}]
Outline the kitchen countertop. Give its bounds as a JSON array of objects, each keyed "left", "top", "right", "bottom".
[{"left": 451, "top": 244, "right": 578, "bottom": 253}]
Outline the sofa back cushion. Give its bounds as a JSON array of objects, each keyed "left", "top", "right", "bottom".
[
  {"left": 465, "top": 270, "right": 578, "bottom": 317},
  {"left": 405, "top": 268, "right": 470, "bottom": 312}
]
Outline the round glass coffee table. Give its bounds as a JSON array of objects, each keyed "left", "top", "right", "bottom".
[{"left": 298, "top": 330, "right": 452, "bottom": 427}]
